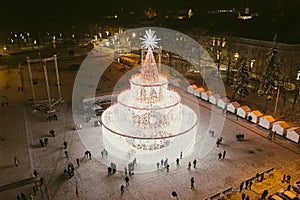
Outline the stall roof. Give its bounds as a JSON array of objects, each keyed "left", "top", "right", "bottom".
[
  {"left": 230, "top": 101, "right": 241, "bottom": 108},
  {"left": 261, "top": 115, "right": 276, "bottom": 122},
  {"left": 190, "top": 85, "right": 198, "bottom": 89},
  {"left": 239, "top": 106, "right": 251, "bottom": 112},
  {"left": 221, "top": 97, "right": 230, "bottom": 103},
  {"left": 287, "top": 127, "right": 300, "bottom": 134},
  {"left": 250, "top": 110, "right": 263, "bottom": 117},
  {"left": 273, "top": 121, "right": 291, "bottom": 129},
  {"left": 212, "top": 94, "right": 221, "bottom": 99},
  {"left": 196, "top": 87, "right": 205, "bottom": 92}
]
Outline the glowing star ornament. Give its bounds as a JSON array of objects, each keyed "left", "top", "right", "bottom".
[{"left": 140, "top": 29, "right": 161, "bottom": 50}]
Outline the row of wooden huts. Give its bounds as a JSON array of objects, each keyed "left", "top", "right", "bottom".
[{"left": 187, "top": 84, "right": 300, "bottom": 143}]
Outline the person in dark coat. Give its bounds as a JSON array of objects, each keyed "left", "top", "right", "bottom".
[
  {"left": 120, "top": 184, "right": 124, "bottom": 195},
  {"left": 125, "top": 176, "right": 129, "bottom": 186},
  {"left": 191, "top": 177, "right": 195, "bottom": 189},
  {"left": 218, "top": 152, "right": 222, "bottom": 159},
  {"left": 193, "top": 159, "right": 197, "bottom": 168}
]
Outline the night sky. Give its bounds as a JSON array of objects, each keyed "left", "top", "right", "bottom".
[
  {"left": 1, "top": 0, "right": 299, "bottom": 43},
  {"left": 2, "top": 0, "right": 299, "bottom": 20}
]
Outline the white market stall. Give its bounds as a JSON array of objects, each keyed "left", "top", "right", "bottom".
[
  {"left": 237, "top": 106, "right": 251, "bottom": 118},
  {"left": 209, "top": 94, "right": 221, "bottom": 105},
  {"left": 259, "top": 115, "right": 276, "bottom": 129},
  {"left": 286, "top": 127, "right": 300, "bottom": 143},
  {"left": 194, "top": 87, "right": 205, "bottom": 98},
  {"left": 187, "top": 84, "right": 197, "bottom": 94},
  {"left": 201, "top": 91, "right": 212, "bottom": 101},
  {"left": 227, "top": 102, "right": 240, "bottom": 114},
  {"left": 272, "top": 121, "right": 291, "bottom": 136},
  {"left": 247, "top": 110, "right": 263, "bottom": 123},
  {"left": 217, "top": 97, "right": 230, "bottom": 109}
]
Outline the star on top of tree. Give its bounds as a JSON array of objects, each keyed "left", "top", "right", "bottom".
[{"left": 140, "top": 29, "right": 161, "bottom": 50}]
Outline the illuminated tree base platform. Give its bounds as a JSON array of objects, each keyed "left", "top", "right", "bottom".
[{"left": 101, "top": 104, "right": 197, "bottom": 170}]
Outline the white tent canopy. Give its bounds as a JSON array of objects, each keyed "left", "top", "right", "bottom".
[
  {"left": 217, "top": 97, "right": 230, "bottom": 109},
  {"left": 286, "top": 127, "right": 300, "bottom": 143},
  {"left": 247, "top": 110, "right": 263, "bottom": 123},
  {"left": 187, "top": 85, "right": 197, "bottom": 94},
  {"left": 209, "top": 94, "right": 221, "bottom": 105},
  {"left": 227, "top": 102, "right": 240, "bottom": 114},
  {"left": 237, "top": 106, "right": 251, "bottom": 118},
  {"left": 272, "top": 121, "right": 291, "bottom": 136},
  {"left": 201, "top": 91, "right": 212, "bottom": 101},
  {"left": 194, "top": 87, "right": 205, "bottom": 98},
  {"left": 259, "top": 115, "right": 276, "bottom": 129}
]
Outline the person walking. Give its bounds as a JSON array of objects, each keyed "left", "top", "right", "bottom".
[
  {"left": 35, "top": 180, "right": 39, "bottom": 191},
  {"left": 166, "top": 164, "right": 169, "bottom": 172},
  {"left": 14, "top": 156, "right": 19, "bottom": 167},
  {"left": 222, "top": 150, "right": 226, "bottom": 159},
  {"left": 120, "top": 184, "right": 124, "bottom": 195},
  {"left": 125, "top": 176, "right": 129, "bottom": 186},
  {"left": 39, "top": 139, "right": 44, "bottom": 148},
  {"left": 241, "top": 193, "right": 246, "bottom": 200},
  {"left": 193, "top": 159, "right": 197, "bottom": 168},
  {"left": 161, "top": 159, "right": 164, "bottom": 168},
  {"left": 180, "top": 151, "right": 183, "bottom": 159},
  {"left": 44, "top": 137, "right": 48, "bottom": 146},
  {"left": 63, "top": 141, "right": 67, "bottom": 149},
  {"left": 171, "top": 191, "right": 178, "bottom": 198},
  {"left": 176, "top": 158, "right": 179, "bottom": 166},
  {"left": 191, "top": 177, "right": 195, "bottom": 189},
  {"left": 188, "top": 162, "right": 191, "bottom": 170},
  {"left": 33, "top": 170, "right": 38, "bottom": 177},
  {"left": 107, "top": 167, "right": 112, "bottom": 176},
  {"left": 245, "top": 180, "right": 249, "bottom": 189},
  {"left": 64, "top": 151, "right": 69, "bottom": 158},
  {"left": 76, "top": 158, "right": 80, "bottom": 167},
  {"left": 248, "top": 180, "right": 253, "bottom": 190},
  {"left": 164, "top": 158, "right": 168, "bottom": 167},
  {"left": 286, "top": 175, "right": 291, "bottom": 183},
  {"left": 282, "top": 174, "right": 286, "bottom": 183},
  {"left": 49, "top": 129, "right": 55, "bottom": 137},
  {"left": 39, "top": 177, "right": 44, "bottom": 185},
  {"left": 21, "top": 192, "right": 26, "bottom": 200},
  {"left": 240, "top": 182, "right": 244, "bottom": 192},
  {"left": 156, "top": 162, "right": 160, "bottom": 170},
  {"left": 218, "top": 152, "right": 222, "bottom": 159},
  {"left": 261, "top": 190, "right": 268, "bottom": 200},
  {"left": 33, "top": 186, "right": 36, "bottom": 195}
]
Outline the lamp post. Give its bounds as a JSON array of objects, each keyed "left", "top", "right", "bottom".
[
  {"left": 211, "top": 37, "right": 226, "bottom": 71},
  {"left": 274, "top": 85, "right": 280, "bottom": 115}
]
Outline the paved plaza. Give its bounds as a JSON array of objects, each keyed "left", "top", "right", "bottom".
[{"left": 0, "top": 47, "right": 300, "bottom": 200}]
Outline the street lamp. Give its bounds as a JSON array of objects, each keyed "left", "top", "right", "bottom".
[
  {"left": 234, "top": 53, "right": 239, "bottom": 60},
  {"left": 274, "top": 85, "right": 280, "bottom": 115},
  {"left": 250, "top": 59, "right": 255, "bottom": 70},
  {"left": 211, "top": 37, "right": 226, "bottom": 71}
]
